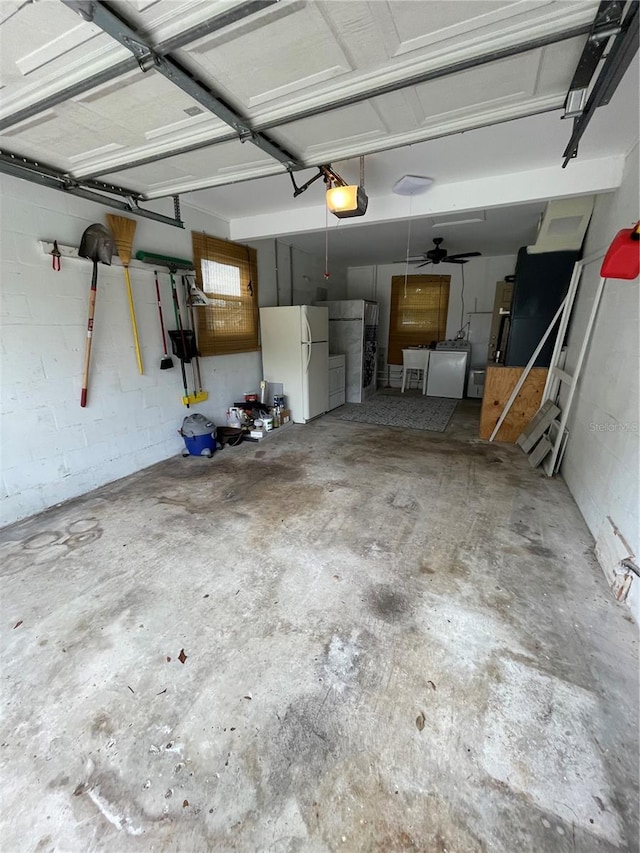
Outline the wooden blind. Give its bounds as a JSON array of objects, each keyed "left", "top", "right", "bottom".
[
  {"left": 191, "top": 232, "right": 259, "bottom": 356},
  {"left": 388, "top": 275, "right": 450, "bottom": 364}
]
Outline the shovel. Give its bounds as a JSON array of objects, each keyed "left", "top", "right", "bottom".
[{"left": 78, "top": 224, "right": 114, "bottom": 407}]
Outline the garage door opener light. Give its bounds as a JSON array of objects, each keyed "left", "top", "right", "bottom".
[
  {"left": 325, "top": 156, "right": 368, "bottom": 218},
  {"left": 289, "top": 158, "right": 368, "bottom": 219}
]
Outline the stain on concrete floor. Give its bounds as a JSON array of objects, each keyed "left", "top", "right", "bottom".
[{"left": 0, "top": 401, "right": 638, "bottom": 852}]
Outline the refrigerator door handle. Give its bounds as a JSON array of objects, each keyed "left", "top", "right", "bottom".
[
  {"left": 303, "top": 311, "right": 312, "bottom": 346},
  {"left": 303, "top": 342, "right": 311, "bottom": 374}
]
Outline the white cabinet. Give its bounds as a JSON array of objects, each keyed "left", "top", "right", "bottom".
[{"left": 328, "top": 354, "right": 346, "bottom": 410}]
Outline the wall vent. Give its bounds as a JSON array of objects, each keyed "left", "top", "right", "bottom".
[{"left": 529, "top": 196, "right": 595, "bottom": 253}]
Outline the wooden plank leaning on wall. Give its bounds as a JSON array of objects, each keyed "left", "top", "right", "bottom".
[{"left": 480, "top": 366, "right": 548, "bottom": 443}]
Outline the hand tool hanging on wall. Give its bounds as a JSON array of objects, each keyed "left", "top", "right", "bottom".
[
  {"left": 78, "top": 224, "right": 114, "bottom": 407},
  {"left": 51, "top": 240, "right": 61, "bottom": 271},
  {"left": 153, "top": 270, "right": 173, "bottom": 370},
  {"left": 182, "top": 273, "right": 208, "bottom": 405},
  {"left": 105, "top": 214, "right": 143, "bottom": 374},
  {"left": 133, "top": 251, "right": 208, "bottom": 406},
  {"left": 168, "top": 269, "right": 198, "bottom": 408}
]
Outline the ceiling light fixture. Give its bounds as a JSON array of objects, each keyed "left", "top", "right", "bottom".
[
  {"left": 326, "top": 183, "right": 368, "bottom": 218},
  {"left": 326, "top": 156, "right": 368, "bottom": 218},
  {"left": 392, "top": 175, "right": 433, "bottom": 196},
  {"left": 288, "top": 157, "right": 368, "bottom": 218}
]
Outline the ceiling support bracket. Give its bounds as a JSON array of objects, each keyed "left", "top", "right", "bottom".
[
  {"left": 289, "top": 165, "right": 348, "bottom": 199},
  {"left": 136, "top": 52, "right": 158, "bottom": 74}
]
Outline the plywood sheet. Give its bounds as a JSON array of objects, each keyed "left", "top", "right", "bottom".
[{"left": 479, "top": 366, "right": 548, "bottom": 443}]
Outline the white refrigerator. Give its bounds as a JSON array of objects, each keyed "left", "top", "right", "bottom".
[{"left": 259, "top": 306, "right": 329, "bottom": 424}]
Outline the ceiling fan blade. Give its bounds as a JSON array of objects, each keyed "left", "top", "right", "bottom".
[
  {"left": 444, "top": 258, "right": 467, "bottom": 264},
  {"left": 446, "top": 251, "right": 482, "bottom": 259},
  {"left": 415, "top": 261, "right": 433, "bottom": 269}
]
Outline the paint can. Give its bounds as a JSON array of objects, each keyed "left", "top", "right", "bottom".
[{"left": 263, "top": 416, "right": 273, "bottom": 432}]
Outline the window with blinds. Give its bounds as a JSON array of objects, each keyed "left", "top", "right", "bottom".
[
  {"left": 191, "top": 232, "right": 259, "bottom": 356},
  {"left": 388, "top": 275, "right": 450, "bottom": 364}
]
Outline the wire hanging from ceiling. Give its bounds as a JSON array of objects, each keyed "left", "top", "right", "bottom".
[
  {"left": 324, "top": 196, "right": 330, "bottom": 279},
  {"left": 456, "top": 263, "right": 471, "bottom": 340},
  {"left": 392, "top": 174, "right": 433, "bottom": 299},
  {"left": 403, "top": 193, "right": 414, "bottom": 300}
]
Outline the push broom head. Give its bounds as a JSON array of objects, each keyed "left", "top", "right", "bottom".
[{"left": 105, "top": 214, "right": 137, "bottom": 267}]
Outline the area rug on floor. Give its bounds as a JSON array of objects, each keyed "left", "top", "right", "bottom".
[{"left": 336, "top": 393, "right": 458, "bottom": 432}]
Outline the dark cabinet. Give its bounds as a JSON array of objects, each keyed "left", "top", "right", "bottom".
[{"left": 505, "top": 247, "right": 580, "bottom": 368}]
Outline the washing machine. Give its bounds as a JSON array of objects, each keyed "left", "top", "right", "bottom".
[{"left": 426, "top": 340, "right": 471, "bottom": 399}]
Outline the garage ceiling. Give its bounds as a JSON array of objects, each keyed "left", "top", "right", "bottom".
[
  {"left": 282, "top": 201, "right": 547, "bottom": 266},
  {"left": 0, "top": 0, "right": 609, "bottom": 198},
  {"left": 0, "top": 0, "right": 637, "bottom": 258}
]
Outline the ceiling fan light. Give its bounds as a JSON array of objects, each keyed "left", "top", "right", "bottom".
[
  {"left": 326, "top": 185, "right": 368, "bottom": 218},
  {"left": 392, "top": 175, "right": 433, "bottom": 196}
]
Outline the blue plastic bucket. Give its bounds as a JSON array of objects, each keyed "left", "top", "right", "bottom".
[{"left": 182, "top": 432, "right": 216, "bottom": 457}]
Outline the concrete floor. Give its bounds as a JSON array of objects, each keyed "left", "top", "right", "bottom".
[{"left": 1, "top": 399, "right": 638, "bottom": 852}]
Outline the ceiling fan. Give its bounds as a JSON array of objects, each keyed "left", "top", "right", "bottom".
[{"left": 406, "top": 238, "right": 481, "bottom": 268}]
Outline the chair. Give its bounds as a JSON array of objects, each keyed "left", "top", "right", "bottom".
[{"left": 401, "top": 348, "right": 430, "bottom": 394}]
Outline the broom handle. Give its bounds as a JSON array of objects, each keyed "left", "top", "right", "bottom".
[
  {"left": 170, "top": 272, "right": 182, "bottom": 329},
  {"left": 80, "top": 262, "right": 98, "bottom": 407},
  {"left": 186, "top": 279, "right": 203, "bottom": 392},
  {"left": 171, "top": 271, "right": 190, "bottom": 362},
  {"left": 124, "top": 265, "right": 143, "bottom": 374},
  {"left": 171, "top": 271, "right": 192, "bottom": 402},
  {"left": 154, "top": 270, "right": 169, "bottom": 355}
]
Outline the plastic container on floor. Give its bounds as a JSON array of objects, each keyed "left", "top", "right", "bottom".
[
  {"left": 180, "top": 414, "right": 217, "bottom": 458},
  {"left": 182, "top": 432, "right": 216, "bottom": 457}
]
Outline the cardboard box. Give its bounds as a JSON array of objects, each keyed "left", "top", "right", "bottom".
[{"left": 279, "top": 409, "right": 291, "bottom": 425}]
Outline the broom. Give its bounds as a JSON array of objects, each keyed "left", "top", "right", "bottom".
[{"left": 105, "top": 214, "right": 143, "bottom": 374}]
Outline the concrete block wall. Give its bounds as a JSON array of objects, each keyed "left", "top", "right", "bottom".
[
  {"left": 560, "top": 145, "right": 639, "bottom": 621},
  {"left": 0, "top": 178, "right": 260, "bottom": 526}
]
